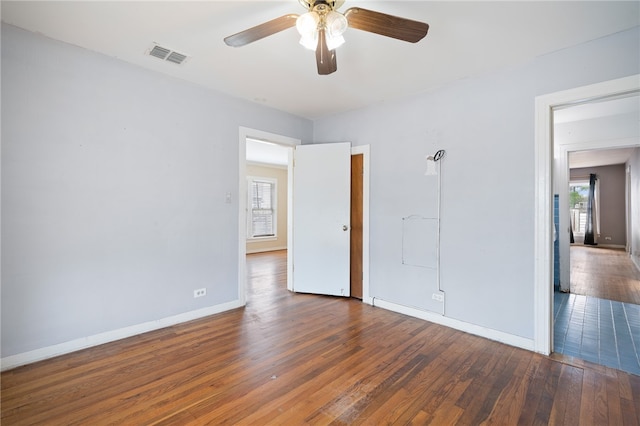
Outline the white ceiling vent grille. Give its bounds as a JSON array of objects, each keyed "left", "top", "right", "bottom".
[
  {"left": 147, "top": 44, "right": 188, "bottom": 65},
  {"left": 166, "top": 51, "right": 188, "bottom": 64}
]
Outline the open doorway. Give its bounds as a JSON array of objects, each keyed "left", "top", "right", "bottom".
[
  {"left": 245, "top": 138, "right": 290, "bottom": 255},
  {"left": 554, "top": 94, "right": 640, "bottom": 291},
  {"left": 237, "top": 127, "right": 299, "bottom": 306},
  {"left": 550, "top": 91, "right": 640, "bottom": 374},
  {"left": 533, "top": 74, "right": 640, "bottom": 357},
  {"left": 238, "top": 127, "right": 370, "bottom": 305}
]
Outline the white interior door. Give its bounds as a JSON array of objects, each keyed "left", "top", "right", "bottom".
[{"left": 292, "top": 142, "right": 351, "bottom": 296}]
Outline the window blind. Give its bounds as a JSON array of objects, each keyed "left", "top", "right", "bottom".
[{"left": 250, "top": 179, "right": 275, "bottom": 237}]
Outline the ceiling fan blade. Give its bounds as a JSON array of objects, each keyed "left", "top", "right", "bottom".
[
  {"left": 343, "top": 7, "right": 429, "bottom": 43},
  {"left": 316, "top": 28, "right": 337, "bottom": 75},
  {"left": 224, "top": 14, "right": 299, "bottom": 47}
]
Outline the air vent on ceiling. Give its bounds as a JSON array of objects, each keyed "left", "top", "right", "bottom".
[{"left": 147, "top": 44, "right": 188, "bottom": 65}]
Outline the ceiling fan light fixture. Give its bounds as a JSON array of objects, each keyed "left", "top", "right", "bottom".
[
  {"left": 326, "top": 34, "right": 345, "bottom": 50},
  {"left": 325, "top": 10, "right": 348, "bottom": 38},
  {"left": 297, "top": 9, "right": 346, "bottom": 52},
  {"left": 299, "top": 34, "right": 318, "bottom": 50},
  {"left": 296, "top": 11, "right": 319, "bottom": 38}
]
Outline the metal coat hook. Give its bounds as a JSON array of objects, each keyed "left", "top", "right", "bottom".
[{"left": 425, "top": 149, "right": 445, "bottom": 176}]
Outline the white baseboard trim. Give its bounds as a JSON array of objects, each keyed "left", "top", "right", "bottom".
[
  {"left": 1, "top": 299, "right": 244, "bottom": 372},
  {"left": 597, "top": 244, "right": 626, "bottom": 249},
  {"left": 246, "top": 246, "right": 287, "bottom": 254},
  {"left": 368, "top": 297, "right": 534, "bottom": 352}
]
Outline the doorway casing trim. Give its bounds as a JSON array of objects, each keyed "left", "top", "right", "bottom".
[{"left": 533, "top": 74, "right": 640, "bottom": 355}]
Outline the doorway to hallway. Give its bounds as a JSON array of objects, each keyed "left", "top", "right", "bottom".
[{"left": 533, "top": 74, "right": 640, "bottom": 356}]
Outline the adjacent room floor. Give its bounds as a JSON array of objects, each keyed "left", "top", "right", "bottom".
[
  {"left": 569, "top": 246, "right": 640, "bottom": 305},
  {"left": 554, "top": 291, "right": 640, "bottom": 375},
  {"left": 554, "top": 245, "right": 640, "bottom": 376}
]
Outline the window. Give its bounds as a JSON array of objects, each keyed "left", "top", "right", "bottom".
[
  {"left": 569, "top": 179, "right": 599, "bottom": 237},
  {"left": 247, "top": 177, "right": 277, "bottom": 239},
  {"left": 569, "top": 182, "right": 589, "bottom": 235}
]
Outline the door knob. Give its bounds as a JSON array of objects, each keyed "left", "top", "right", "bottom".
[{"left": 343, "top": 225, "right": 349, "bottom": 231}]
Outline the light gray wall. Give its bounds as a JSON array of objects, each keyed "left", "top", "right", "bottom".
[
  {"left": 570, "top": 165, "right": 627, "bottom": 246},
  {"left": 313, "top": 26, "right": 640, "bottom": 339},
  {"left": 630, "top": 148, "right": 640, "bottom": 267},
  {"left": 3, "top": 20, "right": 639, "bottom": 359},
  {"left": 1, "top": 24, "right": 312, "bottom": 358}
]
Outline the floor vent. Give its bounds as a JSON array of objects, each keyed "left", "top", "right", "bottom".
[{"left": 147, "top": 44, "right": 188, "bottom": 65}]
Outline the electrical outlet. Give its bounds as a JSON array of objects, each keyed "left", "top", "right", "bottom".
[
  {"left": 605, "top": 236, "right": 612, "bottom": 241},
  {"left": 194, "top": 288, "right": 206, "bottom": 298},
  {"left": 432, "top": 293, "right": 444, "bottom": 302}
]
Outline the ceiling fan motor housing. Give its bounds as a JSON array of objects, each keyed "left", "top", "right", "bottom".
[{"left": 298, "top": 0, "right": 345, "bottom": 12}]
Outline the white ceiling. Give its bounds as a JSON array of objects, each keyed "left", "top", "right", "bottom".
[
  {"left": 3, "top": 1, "right": 638, "bottom": 166},
  {"left": 2, "top": 1, "right": 638, "bottom": 120},
  {"left": 247, "top": 138, "right": 290, "bottom": 166},
  {"left": 554, "top": 96, "right": 640, "bottom": 125},
  {"left": 555, "top": 95, "right": 640, "bottom": 169},
  {"left": 569, "top": 147, "right": 636, "bottom": 169}
]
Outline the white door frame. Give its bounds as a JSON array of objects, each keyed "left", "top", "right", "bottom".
[
  {"left": 238, "top": 128, "right": 371, "bottom": 304},
  {"left": 627, "top": 164, "right": 632, "bottom": 254},
  {"left": 533, "top": 74, "right": 640, "bottom": 355}
]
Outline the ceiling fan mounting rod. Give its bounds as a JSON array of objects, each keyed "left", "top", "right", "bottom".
[
  {"left": 299, "top": 0, "right": 343, "bottom": 12},
  {"left": 311, "top": 1, "right": 332, "bottom": 16}
]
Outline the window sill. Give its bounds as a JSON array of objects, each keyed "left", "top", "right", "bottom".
[{"left": 247, "top": 237, "right": 278, "bottom": 243}]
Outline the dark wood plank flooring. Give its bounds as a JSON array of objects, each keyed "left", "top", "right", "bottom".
[
  {"left": 2, "top": 249, "right": 639, "bottom": 424},
  {"left": 571, "top": 245, "right": 640, "bottom": 305}
]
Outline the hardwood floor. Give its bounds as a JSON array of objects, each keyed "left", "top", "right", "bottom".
[
  {"left": 570, "top": 245, "right": 640, "bottom": 305},
  {"left": 2, "top": 249, "right": 640, "bottom": 425}
]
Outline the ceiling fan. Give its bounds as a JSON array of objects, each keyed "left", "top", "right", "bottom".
[{"left": 224, "top": 0, "right": 429, "bottom": 75}]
